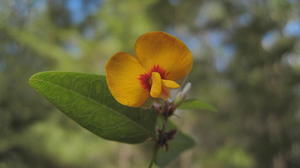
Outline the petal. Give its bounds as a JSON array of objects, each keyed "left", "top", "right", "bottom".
[
  {"left": 105, "top": 52, "right": 149, "bottom": 107},
  {"left": 150, "top": 72, "right": 162, "bottom": 98},
  {"left": 135, "top": 32, "right": 193, "bottom": 80},
  {"left": 162, "top": 80, "right": 180, "bottom": 89}
]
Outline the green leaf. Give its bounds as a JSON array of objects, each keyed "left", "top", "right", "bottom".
[
  {"left": 29, "top": 71, "right": 156, "bottom": 144},
  {"left": 178, "top": 99, "right": 217, "bottom": 112},
  {"left": 156, "top": 122, "right": 195, "bottom": 167}
]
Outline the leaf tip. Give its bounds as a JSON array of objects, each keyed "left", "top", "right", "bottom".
[{"left": 28, "top": 71, "right": 53, "bottom": 88}]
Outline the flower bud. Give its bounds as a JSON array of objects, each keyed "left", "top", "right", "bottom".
[{"left": 174, "top": 82, "right": 192, "bottom": 105}]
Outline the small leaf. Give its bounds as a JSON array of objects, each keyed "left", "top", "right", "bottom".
[
  {"left": 29, "top": 71, "right": 156, "bottom": 144},
  {"left": 178, "top": 99, "right": 217, "bottom": 112},
  {"left": 156, "top": 122, "right": 195, "bottom": 167}
]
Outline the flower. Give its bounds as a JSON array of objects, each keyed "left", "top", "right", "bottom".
[{"left": 105, "top": 32, "right": 193, "bottom": 107}]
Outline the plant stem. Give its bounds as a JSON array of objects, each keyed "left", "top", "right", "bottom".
[
  {"left": 148, "top": 145, "right": 159, "bottom": 168},
  {"left": 148, "top": 101, "right": 173, "bottom": 168},
  {"left": 161, "top": 117, "right": 168, "bottom": 131}
]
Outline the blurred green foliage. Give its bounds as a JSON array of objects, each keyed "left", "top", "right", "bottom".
[{"left": 1, "top": 0, "right": 300, "bottom": 167}]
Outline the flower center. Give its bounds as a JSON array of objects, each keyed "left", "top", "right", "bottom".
[{"left": 139, "top": 65, "right": 180, "bottom": 98}]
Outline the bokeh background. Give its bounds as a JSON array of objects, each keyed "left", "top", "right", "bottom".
[{"left": 1, "top": 0, "right": 300, "bottom": 167}]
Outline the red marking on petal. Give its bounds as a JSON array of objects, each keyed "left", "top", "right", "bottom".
[
  {"left": 139, "top": 73, "right": 151, "bottom": 90},
  {"left": 151, "top": 65, "right": 168, "bottom": 79},
  {"left": 138, "top": 65, "right": 168, "bottom": 91}
]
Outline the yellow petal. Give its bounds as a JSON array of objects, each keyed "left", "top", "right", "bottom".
[
  {"left": 150, "top": 72, "right": 162, "bottom": 98},
  {"left": 162, "top": 80, "right": 180, "bottom": 89},
  {"left": 135, "top": 31, "right": 193, "bottom": 80},
  {"left": 105, "top": 52, "right": 149, "bottom": 107}
]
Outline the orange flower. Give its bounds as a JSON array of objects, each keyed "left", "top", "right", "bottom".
[{"left": 105, "top": 32, "right": 193, "bottom": 107}]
